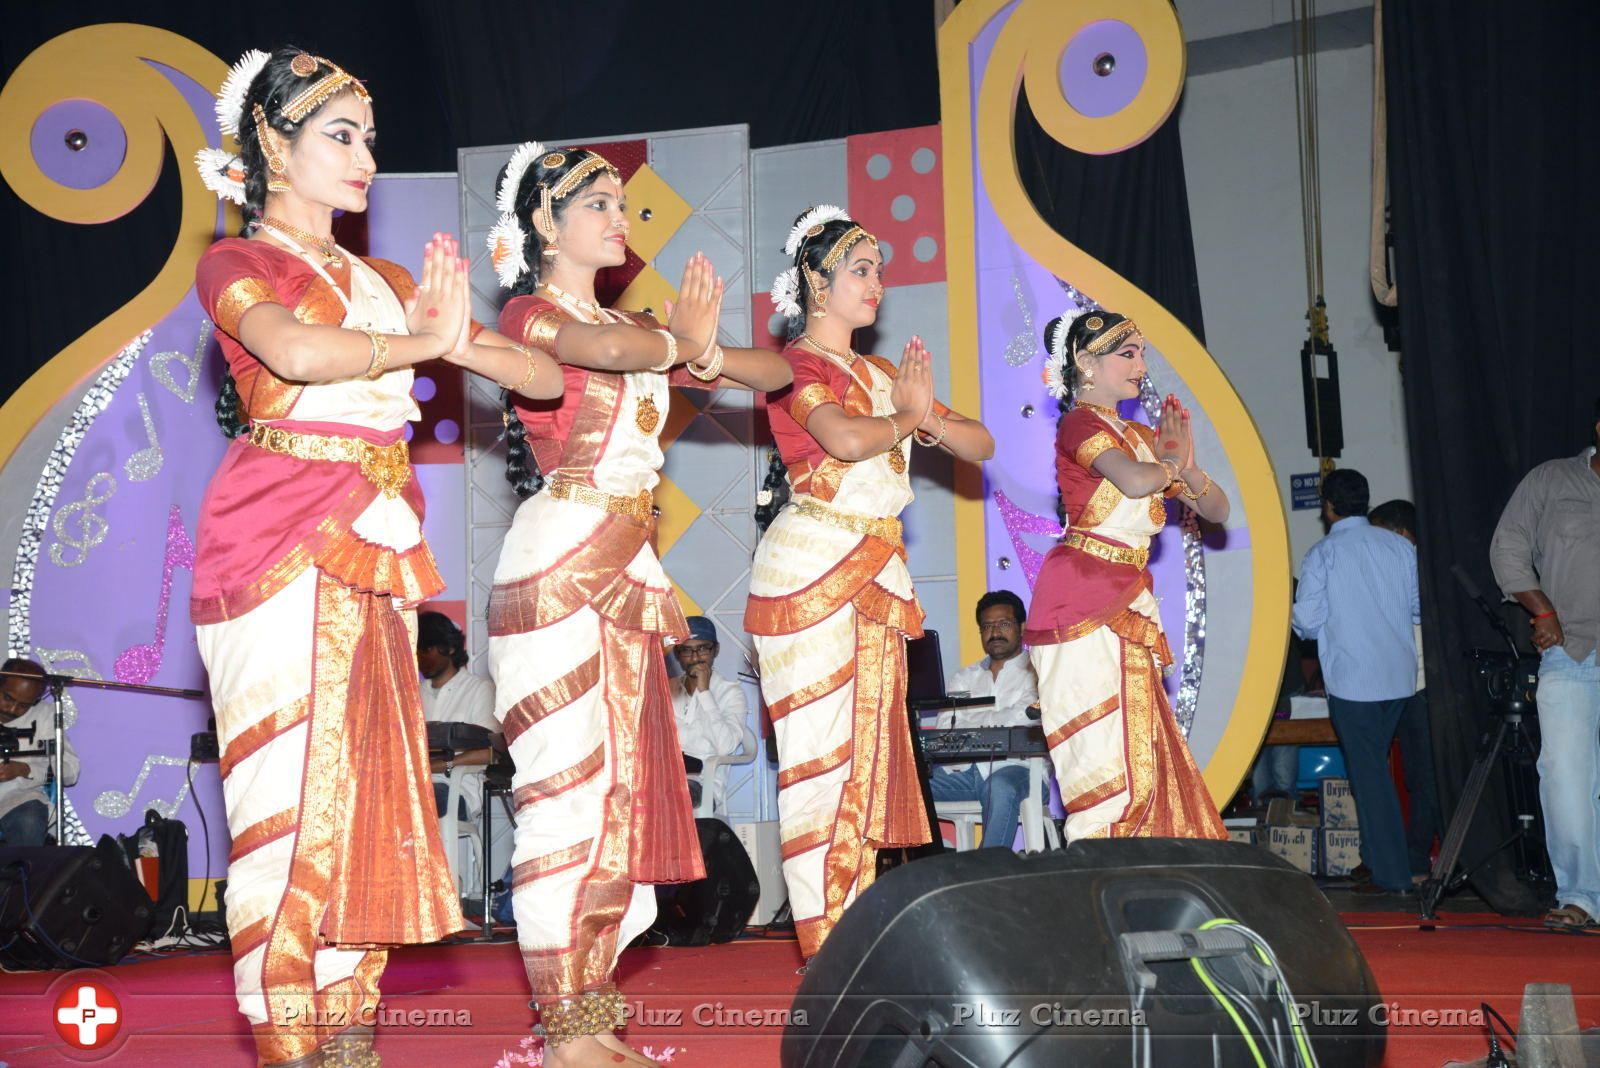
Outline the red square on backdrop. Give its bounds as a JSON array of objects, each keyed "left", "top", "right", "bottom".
[{"left": 845, "top": 126, "right": 945, "bottom": 288}]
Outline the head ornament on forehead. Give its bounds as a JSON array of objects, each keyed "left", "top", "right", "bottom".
[
  {"left": 487, "top": 140, "right": 622, "bottom": 289},
  {"left": 784, "top": 204, "right": 850, "bottom": 256},
  {"left": 279, "top": 55, "right": 369, "bottom": 123}
]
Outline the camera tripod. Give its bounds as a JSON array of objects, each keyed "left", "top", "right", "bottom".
[{"left": 1418, "top": 569, "right": 1553, "bottom": 919}]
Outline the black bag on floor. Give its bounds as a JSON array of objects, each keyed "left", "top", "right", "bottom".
[{"left": 118, "top": 809, "right": 189, "bottom": 938}]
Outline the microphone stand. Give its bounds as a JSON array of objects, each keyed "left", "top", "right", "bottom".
[{"left": 0, "top": 668, "right": 205, "bottom": 844}]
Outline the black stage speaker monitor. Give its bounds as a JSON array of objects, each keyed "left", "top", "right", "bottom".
[
  {"left": 784, "top": 839, "right": 1384, "bottom": 1067},
  {"left": 0, "top": 842, "right": 153, "bottom": 970},
  {"left": 650, "top": 818, "right": 760, "bottom": 946}
]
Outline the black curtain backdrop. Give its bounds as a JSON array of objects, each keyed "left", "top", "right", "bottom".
[
  {"left": 1016, "top": 88, "right": 1207, "bottom": 345},
  {"left": 1384, "top": 0, "right": 1600, "bottom": 912},
  {"left": 2, "top": 0, "right": 939, "bottom": 403}
]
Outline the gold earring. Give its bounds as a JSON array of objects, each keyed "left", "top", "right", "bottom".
[
  {"left": 255, "top": 104, "right": 290, "bottom": 193},
  {"left": 541, "top": 243, "right": 559, "bottom": 259},
  {"left": 811, "top": 289, "right": 829, "bottom": 319}
]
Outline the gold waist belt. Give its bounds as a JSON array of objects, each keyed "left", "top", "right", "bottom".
[
  {"left": 791, "top": 496, "right": 902, "bottom": 547},
  {"left": 247, "top": 423, "right": 410, "bottom": 498},
  {"left": 1062, "top": 530, "right": 1148, "bottom": 569},
  {"left": 546, "top": 478, "right": 655, "bottom": 523}
]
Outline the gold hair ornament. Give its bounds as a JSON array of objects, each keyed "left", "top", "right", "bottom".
[
  {"left": 1079, "top": 317, "right": 1140, "bottom": 357},
  {"left": 820, "top": 225, "right": 878, "bottom": 271},
  {"left": 280, "top": 57, "right": 370, "bottom": 124}
]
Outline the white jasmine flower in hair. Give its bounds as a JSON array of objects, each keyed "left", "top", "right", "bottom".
[
  {"left": 756, "top": 489, "right": 773, "bottom": 507},
  {"left": 216, "top": 49, "right": 270, "bottom": 137},
  {"left": 1041, "top": 355, "right": 1071, "bottom": 401},
  {"left": 770, "top": 267, "right": 802, "bottom": 319},
  {"left": 783, "top": 205, "right": 851, "bottom": 256},
  {"left": 194, "top": 148, "right": 248, "bottom": 205},
  {"left": 497, "top": 141, "right": 546, "bottom": 214},
  {"left": 488, "top": 212, "right": 528, "bottom": 289}
]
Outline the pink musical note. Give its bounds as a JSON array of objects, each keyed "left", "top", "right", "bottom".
[
  {"left": 113, "top": 506, "right": 196, "bottom": 684},
  {"left": 993, "top": 488, "right": 1063, "bottom": 590}
]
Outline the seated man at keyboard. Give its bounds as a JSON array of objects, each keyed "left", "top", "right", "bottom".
[
  {"left": 930, "top": 591, "right": 1039, "bottom": 849},
  {"left": 418, "top": 611, "right": 501, "bottom": 818}
]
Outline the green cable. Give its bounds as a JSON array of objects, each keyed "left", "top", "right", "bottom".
[
  {"left": 1188, "top": 936, "right": 1271, "bottom": 1068},
  {"left": 1196, "top": 918, "right": 1318, "bottom": 1068}
]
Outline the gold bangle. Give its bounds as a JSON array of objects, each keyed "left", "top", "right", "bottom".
[
  {"left": 358, "top": 327, "right": 389, "bottom": 380},
  {"left": 687, "top": 343, "right": 724, "bottom": 382},
  {"left": 914, "top": 411, "right": 947, "bottom": 448},
  {"left": 1156, "top": 457, "right": 1180, "bottom": 490},
  {"left": 649, "top": 329, "right": 678, "bottom": 372},
  {"left": 1181, "top": 469, "right": 1212, "bottom": 501},
  {"left": 504, "top": 344, "right": 539, "bottom": 393},
  {"left": 881, "top": 413, "right": 904, "bottom": 448}
]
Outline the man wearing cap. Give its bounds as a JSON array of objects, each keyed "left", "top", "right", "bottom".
[{"left": 669, "top": 616, "right": 749, "bottom": 814}]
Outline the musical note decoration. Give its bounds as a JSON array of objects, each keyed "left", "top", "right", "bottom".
[
  {"left": 48, "top": 471, "right": 117, "bottom": 568},
  {"left": 124, "top": 392, "right": 164, "bottom": 481},
  {"left": 150, "top": 319, "right": 211, "bottom": 404},
  {"left": 113, "top": 505, "right": 196, "bottom": 685},
  {"left": 93, "top": 753, "right": 195, "bottom": 819}
]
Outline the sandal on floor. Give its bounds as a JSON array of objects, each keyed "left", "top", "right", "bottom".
[{"left": 1542, "top": 904, "right": 1597, "bottom": 929}]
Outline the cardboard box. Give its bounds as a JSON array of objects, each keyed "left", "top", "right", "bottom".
[
  {"left": 1223, "top": 817, "right": 1259, "bottom": 847},
  {"left": 1320, "top": 827, "right": 1362, "bottom": 876},
  {"left": 1320, "top": 777, "right": 1359, "bottom": 828},
  {"left": 1265, "top": 798, "right": 1320, "bottom": 828},
  {"left": 1266, "top": 825, "right": 1319, "bottom": 874}
]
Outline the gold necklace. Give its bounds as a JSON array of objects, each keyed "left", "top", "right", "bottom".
[
  {"left": 1077, "top": 400, "right": 1122, "bottom": 422},
  {"left": 800, "top": 333, "right": 857, "bottom": 365},
  {"left": 542, "top": 283, "right": 604, "bottom": 323},
  {"left": 261, "top": 217, "right": 341, "bottom": 267}
]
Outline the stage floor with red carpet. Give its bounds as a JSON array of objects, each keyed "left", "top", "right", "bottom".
[{"left": 2, "top": 914, "right": 1595, "bottom": 1066}]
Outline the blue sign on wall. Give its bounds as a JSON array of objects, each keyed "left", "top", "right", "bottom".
[{"left": 1290, "top": 472, "right": 1322, "bottom": 510}]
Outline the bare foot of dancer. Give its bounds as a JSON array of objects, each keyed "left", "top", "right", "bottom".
[{"left": 544, "top": 1033, "right": 662, "bottom": 1067}]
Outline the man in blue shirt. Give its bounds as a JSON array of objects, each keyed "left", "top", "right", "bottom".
[{"left": 1292, "top": 469, "right": 1421, "bottom": 894}]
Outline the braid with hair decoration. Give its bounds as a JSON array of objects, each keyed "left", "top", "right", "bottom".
[
  {"left": 194, "top": 46, "right": 370, "bottom": 438},
  {"left": 485, "top": 142, "right": 622, "bottom": 498}
]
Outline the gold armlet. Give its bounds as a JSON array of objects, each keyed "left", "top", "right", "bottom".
[{"left": 523, "top": 316, "right": 564, "bottom": 360}]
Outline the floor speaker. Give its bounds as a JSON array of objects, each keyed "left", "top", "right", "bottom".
[
  {"left": 650, "top": 818, "right": 760, "bottom": 946},
  {"left": 0, "top": 842, "right": 152, "bottom": 969},
  {"left": 783, "top": 838, "right": 1384, "bottom": 1067}
]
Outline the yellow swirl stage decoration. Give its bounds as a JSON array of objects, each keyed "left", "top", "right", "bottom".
[
  {"left": 940, "top": 0, "right": 1291, "bottom": 803},
  {"left": 0, "top": 25, "right": 227, "bottom": 474}
]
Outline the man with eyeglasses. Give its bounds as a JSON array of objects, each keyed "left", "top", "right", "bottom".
[
  {"left": 668, "top": 616, "right": 748, "bottom": 814},
  {"left": 929, "top": 591, "right": 1039, "bottom": 850},
  {"left": 0, "top": 658, "right": 79, "bottom": 846}
]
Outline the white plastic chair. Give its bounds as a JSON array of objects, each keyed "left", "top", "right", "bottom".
[
  {"left": 435, "top": 765, "right": 483, "bottom": 897},
  {"left": 934, "top": 756, "right": 1062, "bottom": 852},
  {"left": 690, "top": 726, "right": 759, "bottom": 818}
]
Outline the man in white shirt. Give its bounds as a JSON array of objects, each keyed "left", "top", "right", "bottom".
[
  {"left": 0, "top": 659, "right": 79, "bottom": 846},
  {"left": 929, "top": 592, "right": 1038, "bottom": 850},
  {"left": 668, "top": 616, "right": 748, "bottom": 814},
  {"left": 417, "top": 612, "right": 500, "bottom": 820}
]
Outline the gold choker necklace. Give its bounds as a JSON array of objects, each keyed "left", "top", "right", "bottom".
[
  {"left": 1077, "top": 400, "right": 1122, "bottom": 420},
  {"left": 801, "top": 333, "right": 857, "bottom": 365},
  {"left": 542, "top": 283, "right": 604, "bottom": 322},
  {"left": 262, "top": 218, "right": 341, "bottom": 266}
]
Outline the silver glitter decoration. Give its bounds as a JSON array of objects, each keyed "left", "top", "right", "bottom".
[
  {"left": 9, "top": 331, "right": 147, "bottom": 656},
  {"left": 34, "top": 647, "right": 103, "bottom": 731},
  {"left": 123, "top": 392, "right": 164, "bottom": 481},
  {"left": 47, "top": 472, "right": 117, "bottom": 567},
  {"left": 1002, "top": 273, "right": 1039, "bottom": 366},
  {"left": 94, "top": 753, "right": 196, "bottom": 819},
  {"left": 149, "top": 319, "right": 211, "bottom": 404},
  {"left": 1050, "top": 280, "right": 1207, "bottom": 737}
]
